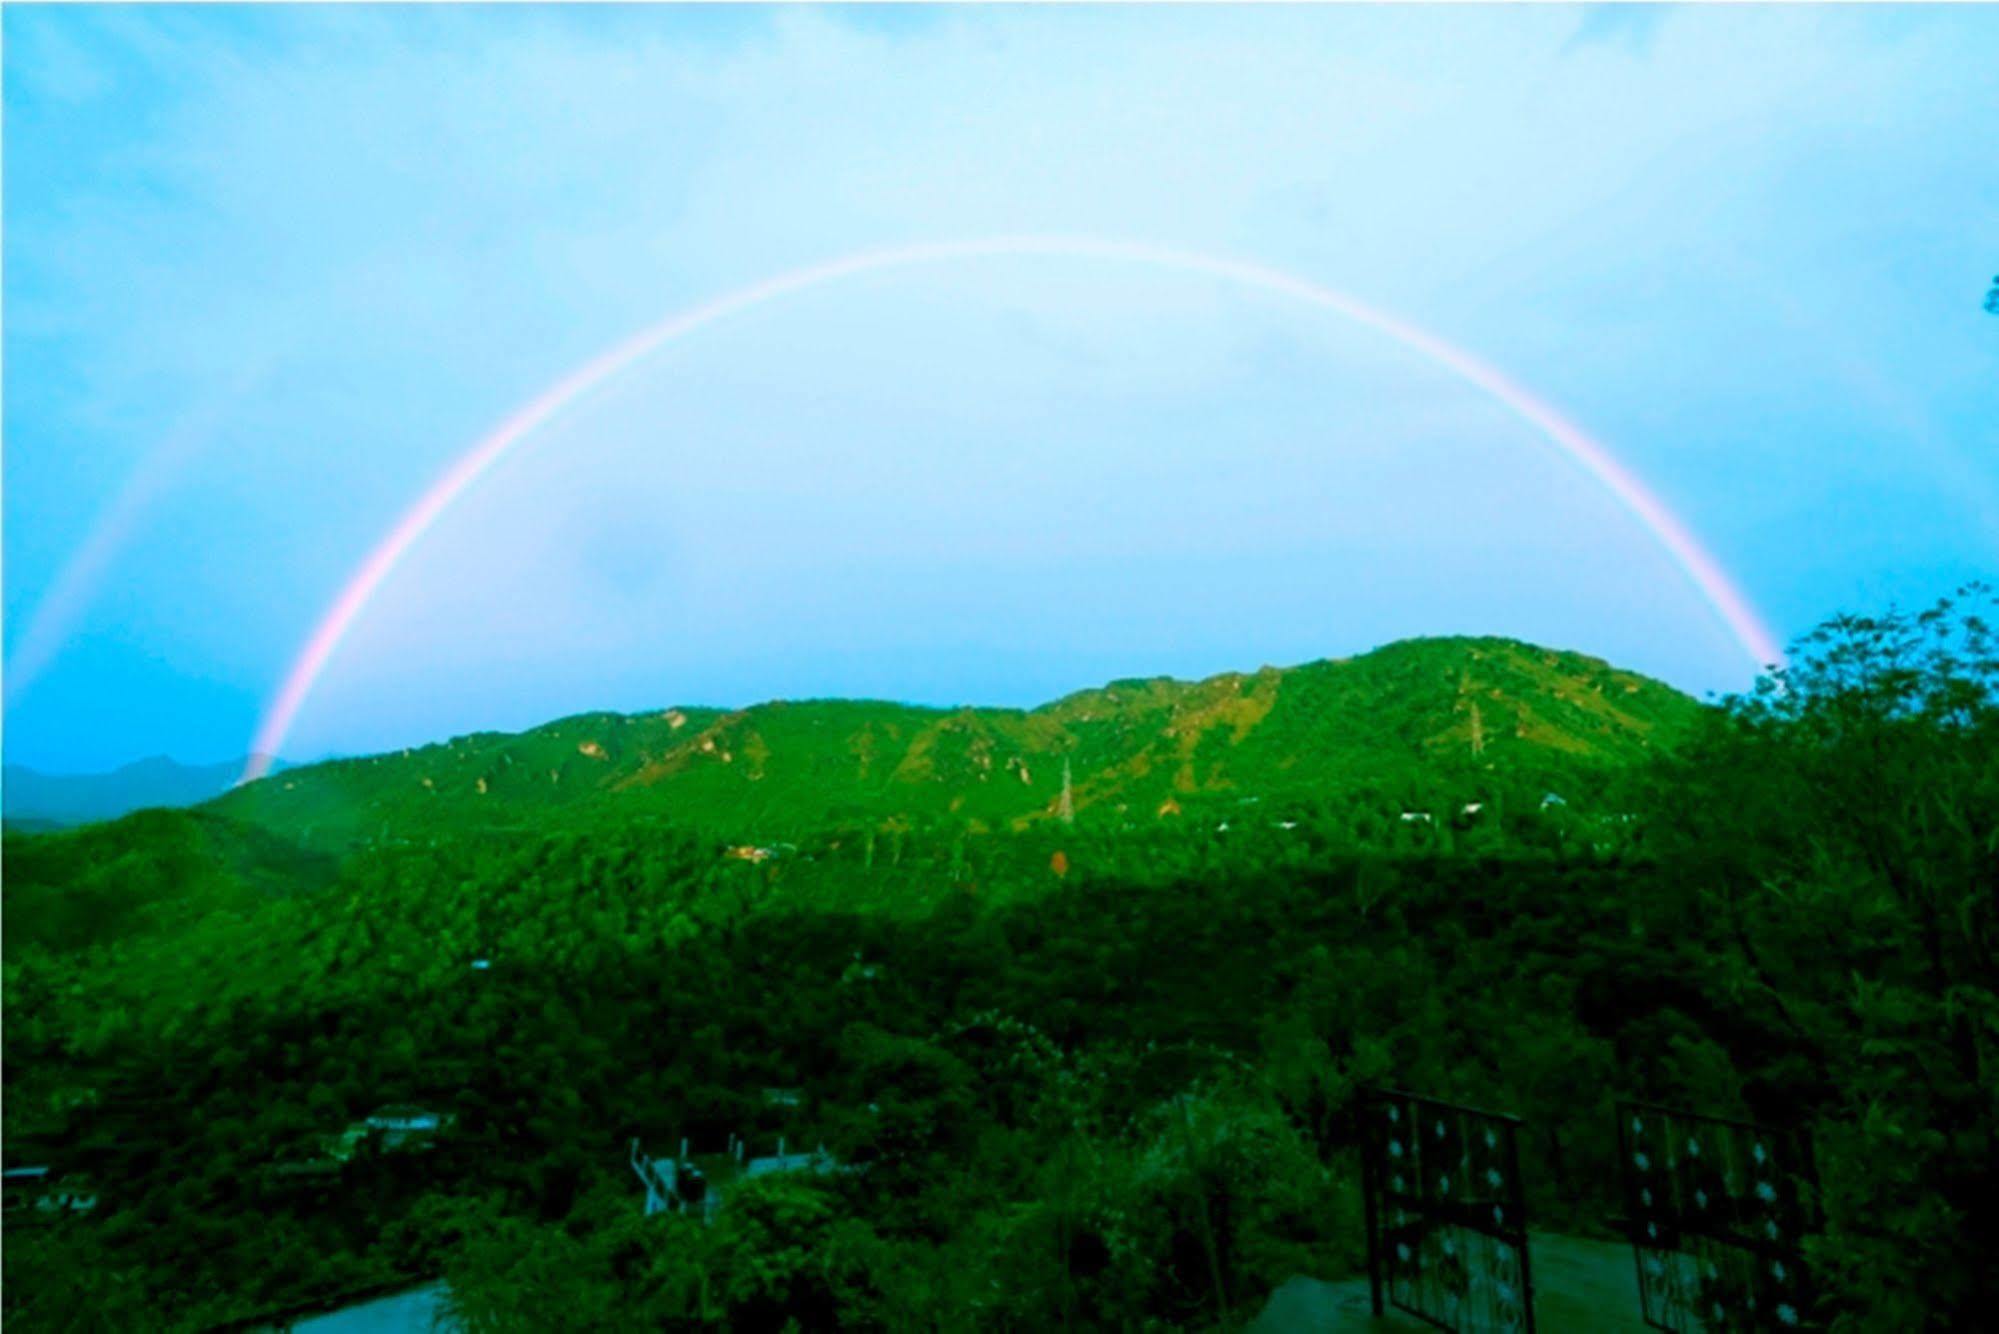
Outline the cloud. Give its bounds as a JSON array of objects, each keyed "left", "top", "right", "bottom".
[{"left": 1564, "top": 4, "right": 1672, "bottom": 56}]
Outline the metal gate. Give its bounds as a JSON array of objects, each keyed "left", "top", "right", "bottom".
[
  {"left": 1361, "top": 1086, "right": 1536, "bottom": 1333},
  {"left": 1616, "top": 1101, "right": 1818, "bottom": 1331}
]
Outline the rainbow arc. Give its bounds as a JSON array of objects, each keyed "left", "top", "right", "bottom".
[{"left": 243, "top": 237, "right": 1783, "bottom": 782}]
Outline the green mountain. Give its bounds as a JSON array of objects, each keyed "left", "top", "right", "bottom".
[{"left": 214, "top": 635, "right": 1703, "bottom": 847}]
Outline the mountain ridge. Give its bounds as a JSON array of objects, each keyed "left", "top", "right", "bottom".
[
  {"left": 211, "top": 634, "right": 1704, "bottom": 845},
  {"left": 2, "top": 754, "right": 287, "bottom": 828}
]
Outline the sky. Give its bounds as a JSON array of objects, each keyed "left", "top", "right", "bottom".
[{"left": 4, "top": 3, "right": 1995, "bottom": 774}]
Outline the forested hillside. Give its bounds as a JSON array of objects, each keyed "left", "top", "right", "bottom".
[
  {"left": 214, "top": 636, "right": 1699, "bottom": 850},
  {"left": 4, "top": 601, "right": 1994, "bottom": 1331}
]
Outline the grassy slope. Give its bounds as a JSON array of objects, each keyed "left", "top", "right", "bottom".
[{"left": 212, "top": 636, "right": 1703, "bottom": 847}]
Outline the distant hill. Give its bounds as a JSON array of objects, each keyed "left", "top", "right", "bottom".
[
  {"left": 3, "top": 754, "right": 286, "bottom": 828},
  {"left": 1, "top": 805, "right": 337, "bottom": 960},
  {"left": 214, "top": 636, "right": 1704, "bottom": 846}
]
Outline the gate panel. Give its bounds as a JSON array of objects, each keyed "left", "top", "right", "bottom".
[
  {"left": 1361, "top": 1086, "right": 1535, "bottom": 1334},
  {"left": 1617, "top": 1101, "right": 1818, "bottom": 1331}
]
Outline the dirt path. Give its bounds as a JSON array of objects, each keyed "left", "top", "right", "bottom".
[{"left": 1247, "top": 1232, "right": 1649, "bottom": 1333}]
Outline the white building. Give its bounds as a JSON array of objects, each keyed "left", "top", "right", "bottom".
[
  {"left": 3, "top": 1166, "right": 97, "bottom": 1216},
  {"left": 362, "top": 1105, "right": 454, "bottom": 1150},
  {"left": 629, "top": 1140, "right": 718, "bottom": 1220}
]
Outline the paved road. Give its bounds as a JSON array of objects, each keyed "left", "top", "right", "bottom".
[
  {"left": 285, "top": 1284, "right": 456, "bottom": 1333},
  {"left": 1247, "top": 1232, "right": 1650, "bottom": 1333}
]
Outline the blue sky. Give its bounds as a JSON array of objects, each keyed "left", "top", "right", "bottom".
[{"left": 5, "top": 4, "right": 1995, "bottom": 772}]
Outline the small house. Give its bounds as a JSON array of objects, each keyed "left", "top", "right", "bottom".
[
  {"left": 367, "top": 1105, "right": 445, "bottom": 1134},
  {"left": 629, "top": 1140, "right": 719, "bottom": 1221},
  {"left": 2, "top": 1165, "right": 50, "bottom": 1214},
  {"left": 363, "top": 1105, "right": 454, "bottom": 1150},
  {"left": 3, "top": 1166, "right": 97, "bottom": 1217}
]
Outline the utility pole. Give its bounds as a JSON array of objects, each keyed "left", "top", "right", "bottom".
[
  {"left": 1458, "top": 666, "right": 1485, "bottom": 758},
  {"left": 1059, "top": 757, "right": 1075, "bottom": 825}
]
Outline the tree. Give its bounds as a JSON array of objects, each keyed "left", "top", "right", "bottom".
[{"left": 1650, "top": 586, "right": 1999, "bottom": 1328}]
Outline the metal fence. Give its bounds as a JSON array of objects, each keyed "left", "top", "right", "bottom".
[
  {"left": 1616, "top": 1101, "right": 1818, "bottom": 1332},
  {"left": 1361, "top": 1086, "right": 1536, "bottom": 1333}
]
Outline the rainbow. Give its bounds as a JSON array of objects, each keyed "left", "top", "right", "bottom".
[
  {"left": 6, "top": 365, "right": 267, "bottom": 706},
  {"left": 242, "top": 236, "right": 1784, "bottom": 782}
]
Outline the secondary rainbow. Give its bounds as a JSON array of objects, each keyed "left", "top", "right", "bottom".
[
  {"left": 6, "top": 365, "right": 267, "bottom": 707},
  {"left": 243, "top": 236, "right": 1785, "bottom": 783}
]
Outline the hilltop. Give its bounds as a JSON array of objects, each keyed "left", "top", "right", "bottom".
[{"left": 213, "top": 635, "right": 1704, "bottom": 847}]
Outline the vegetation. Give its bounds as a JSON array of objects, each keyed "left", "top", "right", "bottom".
[
  {"left": 3, "top": 604, "right": 1993, "bottom": 1330},
  {"left": 211, "top": 636, "right": 1698, "bottom": 852}
]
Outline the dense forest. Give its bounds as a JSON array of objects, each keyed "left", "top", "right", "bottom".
[{"left": 3, "top": 594, "right": 1993, "bottom": 1331}]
